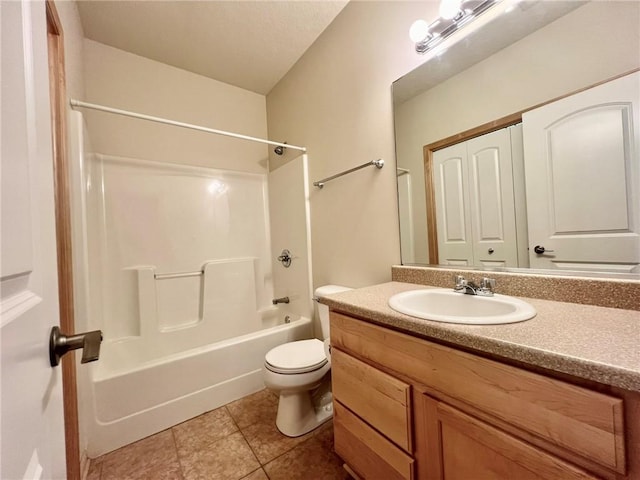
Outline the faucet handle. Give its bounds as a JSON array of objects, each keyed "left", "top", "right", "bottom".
[
  {"left": 480, "top": 277, "right": 496, "bottom": 293},
  {"left": 454, "top": 275, "right": 467, "bottom": 290}
]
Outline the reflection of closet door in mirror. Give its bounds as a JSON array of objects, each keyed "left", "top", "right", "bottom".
[
  {"left": 523, "top": 71, "right": 640, "bottom": 272},
  {"left": 433, "top": 129, "right": 520, "bottom": 267},
  {"left": 433, "top": 143, "right": 474, "bottom": 266},
  {"left": 467, "top": 129, "right": 519, "bottom": 267}
]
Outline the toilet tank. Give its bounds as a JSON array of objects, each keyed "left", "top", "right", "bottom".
[{"left": 314, "top": 285, "right": 352, "bottom": 340}]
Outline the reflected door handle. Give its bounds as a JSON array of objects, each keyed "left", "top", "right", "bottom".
[
  {"left": 49, "top": 326, "right": 103, "bottom": 367},
  {"left": 533, "top": 245, "right": 555, "bottom": 255}
]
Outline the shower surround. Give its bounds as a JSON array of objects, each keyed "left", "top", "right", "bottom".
[{"left": 70, "top": 112, "right": 313, "bottom": 456}]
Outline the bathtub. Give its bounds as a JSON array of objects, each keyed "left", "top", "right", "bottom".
[{"left": 85, "top": 310, "right": 313, "bottom": 457}]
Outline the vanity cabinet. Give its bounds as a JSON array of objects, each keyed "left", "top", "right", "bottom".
[{"left": 330, "top": 311, "right": 633, "bottom": 480}]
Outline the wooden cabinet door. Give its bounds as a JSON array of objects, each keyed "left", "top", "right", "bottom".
[{"left": 421, "top": 396, "right": 599, "bottom": 480}]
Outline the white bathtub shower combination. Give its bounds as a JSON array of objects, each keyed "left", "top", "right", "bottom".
[
  {"left": 90, "top": 311, "right": 312, "bottom": 456},
  {"left": 70, "top": 112, "right": 314, "bottom": 456}
]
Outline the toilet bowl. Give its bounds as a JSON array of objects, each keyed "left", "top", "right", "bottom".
[{"left": 263, "top": 285, "right": 351, "bottom": 437}]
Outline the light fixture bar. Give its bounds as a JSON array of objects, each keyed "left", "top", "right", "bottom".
[{"left": 414, "top": 0, "right": 499, "bottom": 54}]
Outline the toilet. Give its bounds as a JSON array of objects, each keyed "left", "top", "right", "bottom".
[{"left": 263, "top": 285, "right": 352, "bottom": 437}]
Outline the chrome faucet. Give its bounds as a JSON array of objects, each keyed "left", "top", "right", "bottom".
[
  {"left": 454, "top": 275, "right": 476, "bottom": 295},
  {"left": 454, "top": 275, "right": 495, "bottom": 296},
  {"left": 272, "top": 296, "right": 290, "bottom": 305}
]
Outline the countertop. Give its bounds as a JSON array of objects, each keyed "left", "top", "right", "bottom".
[{"left": 319, "top": 281, "right": 640, "bottom": 392}]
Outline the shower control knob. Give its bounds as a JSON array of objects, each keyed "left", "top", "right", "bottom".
[{"left": 277, "top": 249, "right": 292, "bottom": 268}]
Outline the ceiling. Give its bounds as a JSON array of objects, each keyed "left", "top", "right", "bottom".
[{"left": 76, "top": 1, "right": 349, "bottom": 95}]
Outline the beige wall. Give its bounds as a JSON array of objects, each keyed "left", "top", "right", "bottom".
[
  {"left": 83, "top": 39, "right": 269, "bottom": 172},
  {"left": 266, "top": 1, "right": 434, "bottom": 288},
  {"left": 394, "top": 1, "right": 640, "bottom": 263}
]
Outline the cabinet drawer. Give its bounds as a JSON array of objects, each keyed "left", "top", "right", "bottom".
[
  {"left": 332, "top": 348, "right": 412, "bottom": 452},
  {"left": 334, "top": 401, "right": 414, "bottom": 480},
  {"left": 331, "top": 312, "right": 626, "bottom": 473}
]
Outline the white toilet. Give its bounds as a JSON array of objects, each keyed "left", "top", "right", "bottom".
[{"left": 263, "top": 285, "right": 352, "bottom": 437}]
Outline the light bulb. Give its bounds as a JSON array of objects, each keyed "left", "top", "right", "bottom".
[
  {"left": 409, "top": 19, "right": 430, "bottom": 43},
  {"left": 439, "top": 0, "right": 462, "bottom": 20}
]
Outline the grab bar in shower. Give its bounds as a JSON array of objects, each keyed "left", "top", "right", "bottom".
[
  {"left": 154, "top": 270, "right": 204, "bottom": 280},
  {"left": 313, "top": 159, "right": 384, "bottom": 188}
]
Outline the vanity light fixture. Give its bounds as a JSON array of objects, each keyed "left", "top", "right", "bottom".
[
  {"left": 439, "top": 0, "right": 463, "bottom": 20},
  {"left": 410, "top": 0, "right": 499, "bottom": 54}
]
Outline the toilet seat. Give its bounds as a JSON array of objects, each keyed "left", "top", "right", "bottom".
[{"left": 265, "top": 339, "right": 328, "bottom": 375}]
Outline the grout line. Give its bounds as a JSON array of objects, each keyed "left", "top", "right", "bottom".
[
  {"left": 235, "top": 418, "right": 263, "bottom": 466},
  {"left": 224, "top": 404, "right": 267, "bottom": 475},
  {"left": 258, "top": 426, "right": 322, "bottom": 469},
  {"left": 224, "top": 404, "right": 242, "bottom": 432},
  {"left": 170, "top": 427, "right": 187, "bottom": 480},
  {"left": 240, "top": 467, "right": 270, "bottom": 480}
]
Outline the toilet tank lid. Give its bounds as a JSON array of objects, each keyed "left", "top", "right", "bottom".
[{"left": 314, "top": 285, "right": 352, "bottom": 296}]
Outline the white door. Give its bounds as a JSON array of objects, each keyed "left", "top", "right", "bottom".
[
  {"left": 433, "top": 142, "right": 474, "bottom": 266},
  {"left": 523, "top": 71, "right": 640, "bottom": 272},
  {"left": 433, "top": 128, "right": 520, "bottom": 267},
  {"left": 1, "top": 1, "right": 67, "bottom": 479},
  {"left": 466, "top": 128, "right": 519, "bottom": 267}
]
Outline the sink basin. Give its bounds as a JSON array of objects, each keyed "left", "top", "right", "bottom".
[{"left": 388, "top": 289, "right": 536, "bottom": 325}]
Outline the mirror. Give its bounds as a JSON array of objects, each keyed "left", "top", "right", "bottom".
[{"left": 393, "top": 0, "right": 640, "bottom": 277}]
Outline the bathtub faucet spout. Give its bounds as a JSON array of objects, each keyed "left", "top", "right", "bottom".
[{"left": 272, "top": 296, "right": 290, "bottom": 305}]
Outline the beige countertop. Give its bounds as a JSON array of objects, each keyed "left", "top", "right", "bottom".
[{"left": 319, "top": 281, "right": 640, "bottom": 392}]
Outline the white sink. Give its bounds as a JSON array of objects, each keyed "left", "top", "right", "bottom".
[{"left": 388, "top": 289, "right": 536, "bottom": 325}]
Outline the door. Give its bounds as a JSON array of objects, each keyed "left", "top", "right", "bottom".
[
  {"left": 466, "top": 129, "right": 519, "bottom": 267},
  {"left": 1, "top": 1, "right": 67, "bottom": 478},
  {"left": 523, "top": 71, "right": 640, "bottom": 272},
  {"left": 433, "top": 142, "right": 474, "bottom": 266},
  {"left": 423, "top": 397, "right": 599, "bottom": 480},
  {"left": 432, "top": 128, "right": 520, "bottom": 267}
]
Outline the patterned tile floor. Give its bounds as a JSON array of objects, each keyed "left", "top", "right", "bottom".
[{"left": 87, "top": 389, "right": 350, "bottom": 480}]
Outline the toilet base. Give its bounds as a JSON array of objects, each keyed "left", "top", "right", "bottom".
[{"left": 275, "top": 379, "right": 333, "bottom": 437}]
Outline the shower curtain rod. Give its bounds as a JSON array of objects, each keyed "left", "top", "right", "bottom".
[{"left": 69, "top": 99, "right": 306, "bottom": 152}]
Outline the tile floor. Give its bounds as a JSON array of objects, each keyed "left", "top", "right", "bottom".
[{"left": 86, "top": 389, "right": 351, "bottom": 480}]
